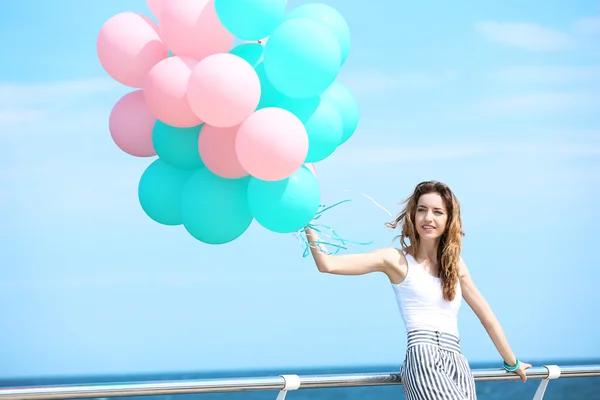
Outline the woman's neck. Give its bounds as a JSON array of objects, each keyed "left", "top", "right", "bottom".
[{"left": 415, "top": 239, "right": 440, "bottom": 264}]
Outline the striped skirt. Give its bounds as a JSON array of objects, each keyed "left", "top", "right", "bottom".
[{"left": 400, "top": 330, "right": 477, "bottom": 400}]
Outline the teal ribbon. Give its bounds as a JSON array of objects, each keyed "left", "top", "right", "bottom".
[{"left": 297, "top": 199, "right": 373, "bottom": 258}]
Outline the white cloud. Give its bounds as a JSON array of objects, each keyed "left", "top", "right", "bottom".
[
  {"left": 488, "top": 66, "right": 600, "bottom": 84},
  {"left": 0, "top": 109, "right": 48, "bottom": 125},
  {"left": 0, "top": 266, "right": 314, "bottom": 291},
  {"left": 0, "top": 77, "right": 126, "bottom": 129},
  {"left": 338, "top": 69, "right": 457, "bottom": 94},
  {"left": 473, "top": 92, "right": 600, "bottom": 116},
  {"left": 476, "top": 21, "right": 574, "bottom": 51},
  {"left": 0, "top": 160, "right": 150, "bottom": 214},
  {"left": 0, "top": 77, "right": 149, "bottom": 214},
  {"left": 0, "top": 77, "right": 123, "bottom": 108},
  {"left": 574, "top": 16, "right": 600, "bottom": 34},
  {"left": 0, "top": 77, "right": 137, "bottom": 209},
  {"left": 331, "top": 139, "right": 600, "bottom": 164},
  {"left": 477, "top": 15, "right": 600, "bottom": 52}
]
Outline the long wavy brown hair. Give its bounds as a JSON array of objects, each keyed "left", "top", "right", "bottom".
[{"left": 385, "top": 181, "right": 464, "bottom": 301}]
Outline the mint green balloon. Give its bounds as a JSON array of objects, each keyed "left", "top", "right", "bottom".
[
  {"left": 152, "top": 121, "right": 204, "bottom": 170},
  {"left": 138, "top": 159, "right": 193, "bottom": 226},
  {"left": 278, "top": 96, "right": 320, "bottom": 121},
  {"left": 322, "top": 81, "right": 359, "bottom": 144},
  {"left": 215, "top": 0, "right": 287, "bottom": 40},
  {"left": 230, "top": 43, "right": 264, "bottom": 68},
  {"left": 279, "top": 96, "right": 343, "bottom": 162},
  {"left": 247, "top": 166, "right": 320, "bottom": 233},
  {"left": 263, "top": 18, "right": 341, "bottom": 99},
  {"left": 181, "top": 168, "right": 253, "bottom": 244},
  {"left": 285, "top": 3, "right": 351, "bottom": 65},
  {"left": 255, "top": 62, "right": 285, "bottom": 109}
]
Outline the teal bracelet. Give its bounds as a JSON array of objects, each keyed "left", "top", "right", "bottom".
[{"left": 503, "top": 358, "right": 521, "bottom": 372}]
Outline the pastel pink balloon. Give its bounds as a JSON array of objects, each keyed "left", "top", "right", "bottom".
[
  {"left": 160, "top": 0, "right": 234, "bottom": 60},
  {"left": 97, "top": 12, "right": 169, "bottom": 88},
  {"left": 138, "top": 14, "right": 160, "bottom": 31},
  {"left": 109, "top": 90, "right": 157, "bottom": 157},
  {"left": 146, "top": 0, "right": 164, "bottom": 20},
  {"left": 236, "top": 108, "right": 308, "bottom": 181},
  {"left": 198, "top": 124, "right": 248, "bottom": 179},
  {"left": 144, "top": 56, "right": 203, "bottom": 128},
  {"left": 187, "top": 53, "right": 261, "bottom": 128},
  {"left": 305, "top": 163, "right": 317, "bottom": 177}
]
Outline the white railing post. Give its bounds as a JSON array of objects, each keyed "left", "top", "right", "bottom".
[
  {"left": 275, "top": 374, "right": 301, "bottom": 400},
  {"left": 532, "top": 365, "right": 561, "bottom": 400}
]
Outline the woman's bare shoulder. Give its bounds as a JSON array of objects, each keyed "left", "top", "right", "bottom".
[{"left": 378, "top": 246, "right": 409, "bottom": 284}]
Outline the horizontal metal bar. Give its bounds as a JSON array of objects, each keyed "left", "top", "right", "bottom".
[{"left": 1, "top": 365, "right": 599, "bottom": 400}]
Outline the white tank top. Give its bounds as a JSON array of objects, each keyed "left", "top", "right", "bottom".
[{"left": 391, "top": 252, "right": 462, "bottom": 337}]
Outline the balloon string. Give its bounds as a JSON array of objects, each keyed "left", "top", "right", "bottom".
[
  {"left": 342, "top": 190, "right": 394, "bottom": 217},
  {"left": 294, "top": 191, "right": 394, "bottom": 258}
]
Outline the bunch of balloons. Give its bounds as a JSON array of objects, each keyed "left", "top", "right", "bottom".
[{"left": 97, "top": 0, "right": 360, "bottom": 245}]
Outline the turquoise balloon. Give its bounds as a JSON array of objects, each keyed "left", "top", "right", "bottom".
[
  {"left": 153, "top": 121, "right": 204, "bottom": 170},
  {"left": 138, "top": 159, "right": 193, "bottom": 226},
  {"left": 279, "top": 96, "right": 343, "bottom": 162},
  {"left": 215, "top": 0, "right": 287, "bottom": 40},
  {"left": 322, "top": 81, "right": 359, "bottom": 144},
  {"left": 247, "top": 166, "right": 320, "bottom": 233},
  {"left": 278, "top": 96, "right": 320, "bottom": 121},
  {"left": 286, "top": 3, "right": 351, "bottom": 65},
  {"left": 255, "top": 62, "right": 285, "bottom": 109},
  {"left": 181, "top": 168, "right": 253, "bottom": 244},
  {"left": 229, "top": 43, "right": 264, "bottom": 68},
  {"left": 263, "top": 18, "right": 341, "bottom": 99}
]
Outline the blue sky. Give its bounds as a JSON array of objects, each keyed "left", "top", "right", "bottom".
[{"left": 1, "top": 0, "right": 600, "bottom": 379}]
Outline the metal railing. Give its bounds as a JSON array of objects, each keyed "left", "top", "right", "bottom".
[{"left": 0, "top": 364, "right": 598, "bottom": 400}]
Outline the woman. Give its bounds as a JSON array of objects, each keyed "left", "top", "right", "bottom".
[{"left": 304, "top": 180, "right": 531, "bottom": 400}]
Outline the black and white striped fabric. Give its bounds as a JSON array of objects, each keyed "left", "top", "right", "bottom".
[{"left": 400, "top": 330, "right": 477, "bottom": 400}]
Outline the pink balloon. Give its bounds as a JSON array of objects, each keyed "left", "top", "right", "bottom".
[
  {"left": 236, "top": 108, "right": 308, "bottom": 181},
  {"left": 146, "top": 0, "right": 164, "bottom": 20},
  {"left": 138, "top": 14, "right": 160, "bottom": 31},
  {"left": 97, "top": 12, "right": 169, "bottom": 88},
  {"left": 144, "top": 56, "right": 203, "bottom": 128},
  {"left": 187, "top": 53, "right": 261, "bottom": 128},
  {"left": 305, "top": 163, "right": 317, "bottom": 177},
  {"left": 109, "top": 90, "right": 157, "bottom": 157},
  {"left": 198, "top": 124, "right": 248, "bottom": 179},
  {"left": 160, "top": 0, "right": 234, "bottom": 60}
]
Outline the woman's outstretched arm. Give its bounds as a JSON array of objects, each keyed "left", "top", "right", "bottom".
[
  {"left": 459, "top": 258, "right": 532, "bottom": 382},
  {"left": 304, "top": 226, "right": 405, "bottom": 281}
]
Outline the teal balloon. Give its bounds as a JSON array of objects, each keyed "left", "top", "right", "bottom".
[
  {"left": 322, "top": 81, "right": 359, "bottom": 144},
  {"left": 278, "top": 96, "right": 320, "bottom": 121},
  {"left": 230, "top": 43, "right": 264, "bottom": 68},
  {"left": 263, "top": 18, "right": 341, "bottom": 99},
  {"left": 153, "top": 121, "right": 204, "bottom": 170},
  {"left": 247, "top": 166, "right": 320, "bottom": 233},
  {"left": 181, "top": 168, "right": 253, "bottom": 244},
  {"left": 215, "top": 0, "right": 287, "bottom": 40},
  {"left": 138, "top": 159, "right": 193, "bottom": 226},
  {"left": 279, "top": 96, "right": 343, "bottom": 162},
  {"left": 255, "top": 62, "right": 285, "bottom": 109},
  {"left": 286, "top": 3, "right": 351, "bottom": 65}
]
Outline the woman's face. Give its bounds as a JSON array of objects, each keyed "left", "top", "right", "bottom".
[{"left": 415, "top": 192, "right": 448, "bottom": 240}]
